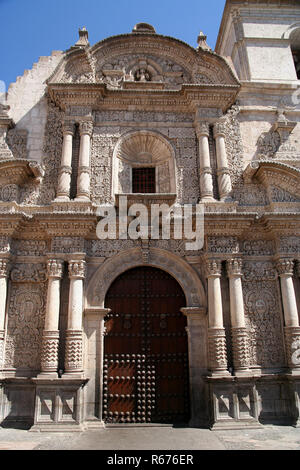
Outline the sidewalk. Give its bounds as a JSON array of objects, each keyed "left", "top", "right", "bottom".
[{"left": 0, "top": 424, "right": 300, "bottom": 450}]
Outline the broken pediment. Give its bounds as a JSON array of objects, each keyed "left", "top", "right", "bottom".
[{"left": 243, "top": 161, "right": 300, "bottom": 202}]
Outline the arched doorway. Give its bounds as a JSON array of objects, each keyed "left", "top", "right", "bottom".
[{"left": 103, "top": 266, "right": 190, "bottom": 424}]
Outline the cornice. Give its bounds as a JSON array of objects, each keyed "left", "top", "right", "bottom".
[{"left": 47, "top": 83, "right": 239, "bottom": 113}]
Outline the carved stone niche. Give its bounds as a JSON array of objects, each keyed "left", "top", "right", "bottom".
[
  {"left": 0, "top": 159, "right": 44, "bottom": 203},
  {"left": 113, "top": 130, "right": 177, "bottom": 203}
]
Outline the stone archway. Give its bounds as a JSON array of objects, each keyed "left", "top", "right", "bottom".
[{"left": 84, "top": 248, "right": 208, "bottom": 427}]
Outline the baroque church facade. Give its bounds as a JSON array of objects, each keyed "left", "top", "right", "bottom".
[{"left": 0, "top": 0, "right": 300, "bottom": 430}]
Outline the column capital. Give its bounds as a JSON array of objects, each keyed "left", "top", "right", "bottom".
[
  {"left": 194, "top": 121, "right": 210, "bottom": 137},
  {"left": 296, "top": 260, "right": 300, "bottom": 278},
  {"left": 79, "top": 120, "right": 93, "bottom": 136},
  {"left": 276, "top": 258, "right": 294, "bottom": 277},
  {"left": 227, "top": 258, "right": 243, "bottom": 277},
  {"left": 205, "top": 258, "right": 222, "bottom": 278},
  {"left": 213, "top": 119, "right": 227, "bottom": 138},
  {"left": 62, "top": 120, "right": 75, "bottom": 135},
  {"left": 0, "top": 258, "right": 10, "bottom": 278},
  {"left": 47, "top": 259, "right": 64, "bottom": 279},
  {"left": 68, "top": 259, "right": 86, "bottom": 279}
]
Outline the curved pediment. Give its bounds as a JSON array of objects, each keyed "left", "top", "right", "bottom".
[{"left": 48, "top": 28, "right": 239, "bottom": 90}]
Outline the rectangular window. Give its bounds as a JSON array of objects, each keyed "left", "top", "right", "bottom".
[{"left": 132, "top": 167, "right": 156, "bottom": 193}]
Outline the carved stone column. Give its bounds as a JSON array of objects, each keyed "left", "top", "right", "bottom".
[
  {"left": 64, "top": 259, "right": 86, "bottom": 376},
  {"left": 76, "top": 120, "right": 93, "bottom": 201},
  {"left": 40, "top": 259, "right": 64, "bottom": 376},
  {"left": 213, "top": 120, "right": 232, "bottom": 201},
  {"left": 56, "top": 121, "right": 75, "bottom": 200},
  {"left": 276, "top": 259, "right": 300, "bottom": 373},
  {"left": 181, "top": 307, "right": 209, "bottom": 427},
  {"left": 0, "top": 258, "right": 10, "bottom": 371},
  {"left": 194, "top": 121, "right": 214, "bottom": 201},
  {"left": 206, "top": 259, "right": 229, "bottom": 375},
  {"left": 226, "top": 258, "right": 250, "bottom": 375}
]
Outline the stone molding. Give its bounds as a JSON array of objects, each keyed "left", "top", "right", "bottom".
[{"left": 86, "top": 247, "right": 206, "bottom": 309}]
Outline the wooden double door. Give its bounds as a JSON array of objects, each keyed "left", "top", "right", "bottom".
[{"left": 103, "top": 266, "right": 190, "bottom": 424}]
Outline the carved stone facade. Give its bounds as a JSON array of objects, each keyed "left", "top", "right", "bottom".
[{"left": 1, "top": 3, "right": 300, "bottom": 430}]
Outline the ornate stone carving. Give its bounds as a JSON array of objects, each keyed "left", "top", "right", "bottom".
[
  {"left": 207, "top": 328, "right": 228, "bottom": 371},
  {"left": 68, "top": 260, "right": 86, "bottom": 279},
  {"left": 231, "top": 327, "right": 250, "bottom": 370},
  {"left": 79, "top": 120, "right": 93, "bottom": 136},
  {"left": 65, "top": 330, "right": 83, "bottom": 372},
  {"left": 12, "top": 240, "right": 47, "bottom": 256},
  {"left": 205, "top": 258, "right": 222, "bottom": 277},
  {"left": 243, "top": 280, "right": 285, "bottom": 367},
  {"left": 243, "top": 261, "right": 277, "bottom": 281},
  {"left": 276, "top": 258, "right": 294, "bottom": 276},
  {"left": 51, "top": 237, "right": 85, "bottom": 254},
  {"left": 4, "top": 284, "right": 46, "bottom": 370},
  {"left": 40, "top": 330, "right": 60, "bottom": 373},
  {"left": 284, "top": 327, "right": 300, "bottom": 369},
  {"left": 47, "top": 259, "right": 64, "bottom": 279},
  {"left": 11, "top": 263, "right": 47, "bottom": 283},
  {"left": 0, "top": 259, "right": 9, "bottom": 278},
  {"left": 257, "top": 130, "right": 281, "bottom": 159},
  {"left": 242, "top": 240, "right": 274, "bottom": 256},
  {"left": 226, "top": 258, "right": 243, "bottom": 277},
  {"left": 278, "top": 236, "right": 300, "bottom": 254},
  {"left": 39, "top": 99, "right": 63, "bottom": 204},
  {"left": 6, "top": 129, "right": 28, "bottom": 159},
  {"left": 207, "top": 236, "right": 239, "bottom": 254}
]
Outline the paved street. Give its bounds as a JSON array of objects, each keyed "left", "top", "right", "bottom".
[{"left": 0, "top": 424, "right": 300, "bottom": 450}]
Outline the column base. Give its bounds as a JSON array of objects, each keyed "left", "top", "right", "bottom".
[
  {"left": 208, "top": 369, "right": 231, "bottom": 377},
  {"left": 54, "top": 196, "right": 70, "bottom": 202},
  {"left": 62, "top": 371, "right": 85, "bottom": 379},
  {"left": 37, "top": 371, "right": 59, "bottom": 379},
  {"left": 201, "top": 196, "right": 216, "bottom": 202},
  {"left": 74, "top": 196, "right": 90, "bottom": 202}
]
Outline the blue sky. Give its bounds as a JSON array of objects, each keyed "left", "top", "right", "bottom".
[{"left": 1, "top": 0, "right": 226, "bottom": 89}]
